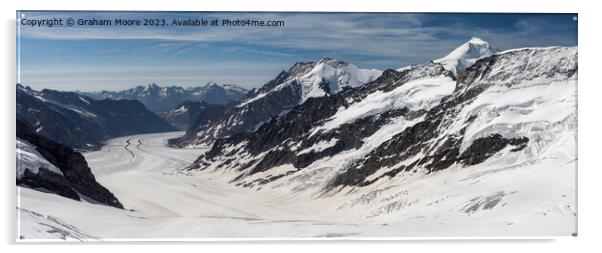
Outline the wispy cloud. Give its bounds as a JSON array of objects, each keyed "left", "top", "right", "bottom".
[
  {"left": 17, "top": 13, "right": 470, "bottom": 58},
  {"left": 17, "top": 12, "right": 577, "bottom": 91}
]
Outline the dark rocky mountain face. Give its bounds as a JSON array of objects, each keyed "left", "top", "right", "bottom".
[
  {"left": 172, "top": 58, "right": 382, "bottom": 147},
  {"left": 185, "top": 46, "right": 577, "bottom": 193},
  {"left": 331, "top": 47, "right": 577, "bottom": 189},
  {"left": 173, "top": 81, "right": 302, "bottom": 147},
  {"left": 157, "top": 100, "right": 225, "bottom": 131},
  {"left": 188, "top": 63, "right": 454, "bottom": 180},
  {"left": 17, "top": 85, "right": 175, "bottom": 150},
  {"left": 82, "top": 82, "right": 248, "bottom": 112},
  {"left": 17, "top": 120, "right": 123, "bottom": 208}
]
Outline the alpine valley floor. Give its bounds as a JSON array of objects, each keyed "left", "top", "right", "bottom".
[{"left": 17, "top": 131, "right": 576, "bottom": 240}]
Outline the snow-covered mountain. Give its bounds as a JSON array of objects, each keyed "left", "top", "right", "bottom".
[
  {"left": 157, "top": 101, "right": 225, "bottom": 131},
  {"left": 17, "top": 120, "right": 123, "bottom": 208},
  {"left": 188, "top": 61, "right": 457, "bottom": 184},
  {"left": 171, "top": 57, "right": 382, "bottom": 147},
  {"left": 434, "top": 37, "right": 498, "bottom": 77},
  {"left": 16, "top": 38, "right": 578, "bottom": 239},
  {"left": 183, "top": 41, "right": 577, "bottom": 228},
  {"left": 82, "top": 82, "right": 248, "bottom": 112},
  {"left": 246, "top": 57, "right": 382, "bottom": 105},
  {"left": 17, "top": 85, "right": 175, "bottom": 150}
]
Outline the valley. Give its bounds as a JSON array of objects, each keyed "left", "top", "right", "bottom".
[
  {"left": 17, "top": 131, "right": 576, "bottom": 240},
  {"left": 16, "top": 37, "right": 578, "bottom": 240}
]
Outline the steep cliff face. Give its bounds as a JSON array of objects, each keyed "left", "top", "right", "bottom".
[{"left": 17, "top": 120, "right": 123, "bottom": 209}]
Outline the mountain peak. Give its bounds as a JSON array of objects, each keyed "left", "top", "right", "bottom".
[
  {"left": 434, "top": 37, "right": 498, "bottom": 76},
  {"left": 82, "top": 83, "right": 248, "bottom": 111},
  {"left": 316, "top": 57, "right": 348, "bottom": 68},
  {"left": 16, "top": 83, "right": 31, "bottom": 91},
  {"left": 468, "top": 36, "right": 487, "bottom": 44},
  {"left": 142, "top": 83, "right": 160, "bottom": 92}
]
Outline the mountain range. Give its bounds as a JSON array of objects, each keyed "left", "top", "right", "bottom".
[
  {"left": 17, "top": 84, "right": 175, "bottom": 150},
  {"left": 170, "top": 57, "right": 383, "bottom": 147},
  {"left": 181, "top": 38, "right": 577, "bottom": 206},
  {"left": 81, "top": 82, "right": 248, "bottom": 112},
  {"left": 15, "top": 37, "right": 577, "bottom": 236}
]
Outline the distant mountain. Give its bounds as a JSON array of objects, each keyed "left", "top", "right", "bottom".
[
  {"left": 17, "top": 85, "right": 175, "bottom": 150},
  {"left": 157, "top": 101, "right": 225, "bottom": 131},
  {"left": 17, "top": 120, "right": 123, "bottom": 208},
  {"left": 434, "top": 37, "right": 498, "bottom": 76},
  {"left": 171, "top": 57, "right": 382, "bottom": 147},
  {"left": 82, "top": 82, "right": 248, "bottom": 112}
]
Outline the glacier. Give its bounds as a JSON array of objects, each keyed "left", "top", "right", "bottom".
[{"left": 16, "top": 38, "right": 577, "bottom": 240}]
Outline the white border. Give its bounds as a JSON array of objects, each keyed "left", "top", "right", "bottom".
[{"left": 3, "top": 0, "right": 602, "bottom": 251}]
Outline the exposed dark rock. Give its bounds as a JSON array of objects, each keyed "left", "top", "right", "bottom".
[
  {"left": 17, "top": 85, "right": 175, "bottom": 150},
  {"left": 458, "top": 134, "right": 529, "bottom": 166},
  {"left": 174, "top": 58, "right": 383, "bottom": 147},
  {"left": 186, "top": 46, "right": 576, "bottom": 192},
  {"left": 328, "top": 47, "right": 577, "bottom": 189},
  {"left": 189, "top": 64, "right": 449, "bottom": 183},
  {"left": 16, "top": 120, "right": 123, "bottom": 208},
  {"left": 17, "top": 167, "right": 80, "bottom": 201},
  {"left": 159, "top": 101, "right": 225, "bottom": 131}
]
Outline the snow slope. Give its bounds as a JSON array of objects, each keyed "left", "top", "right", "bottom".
[
  {"left": 173, "top": 58, "right": 383, "bottom": 146},
  {"left": 16, "top": 42, "right": 577, "bottom": 240},
  {"left": 177, "top": 46, "right": 577, "bottom": 238},
  {"left": 17, "top": 131, "right": 575, "bottom": 240},
  {"left": 296, "top": 58, "right": 382, "bottom": 103},
  {"left": 239, "top": 58, "right": 382, "bottom": 107},
  {"left": 317, "top": 75, "right": 455, "bottom": 132},
  {"left": 16, "top": 138, "right": 62, "bottom": 178}
]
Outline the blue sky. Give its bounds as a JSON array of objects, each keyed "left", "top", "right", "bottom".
[{"left": 17, "top": 12, "right": 577, "bottom": 91}]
